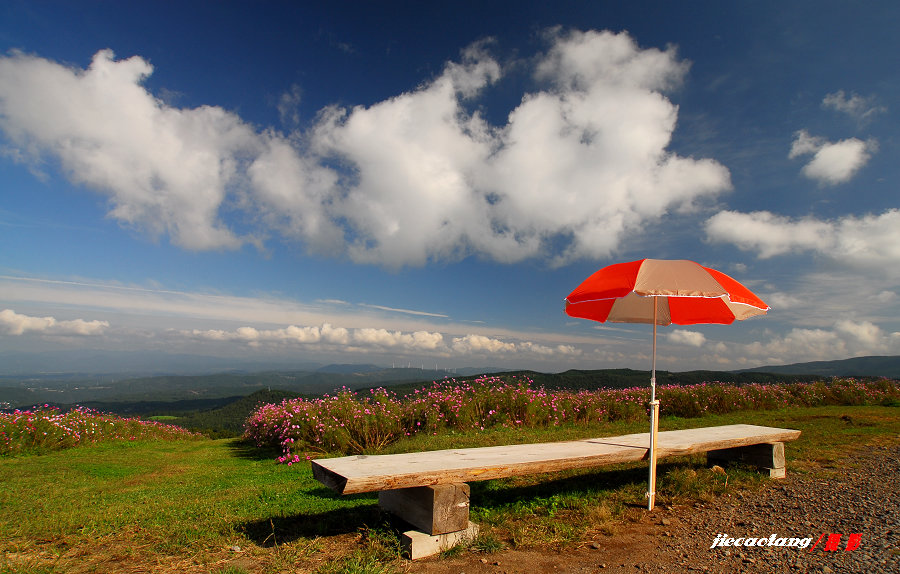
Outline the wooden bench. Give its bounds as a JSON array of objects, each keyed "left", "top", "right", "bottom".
[{"left": 312, "top": 423, "right": 800, "bottom": 558}]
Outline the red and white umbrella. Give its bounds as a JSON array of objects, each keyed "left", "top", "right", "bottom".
[{"left": 565, "top": 259, "right": 769, "bottom": 509}]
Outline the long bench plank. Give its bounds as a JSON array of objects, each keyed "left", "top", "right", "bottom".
[{"left": 312, "top": 424, "right": 800, "bottom": 494}]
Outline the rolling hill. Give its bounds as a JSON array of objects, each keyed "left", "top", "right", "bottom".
[{"left": 737, "top": 355, "right": 900, "bottom": 378}]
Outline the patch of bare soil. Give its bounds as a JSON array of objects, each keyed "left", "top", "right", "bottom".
[{"left": 402, "top": 520, "right": 678, "bottom": 574}]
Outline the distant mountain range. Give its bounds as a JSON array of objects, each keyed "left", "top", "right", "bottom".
[
  {"left": 0, "top": 367, "right": 451, "bottom": 407},
  {"left": 0, "top": 350, "right": 503, "bottom": 379},
  {"left": 0, "top": 349, "right": 321, "bottom": 377},
  {"left": 736, "top": 355, "right": 900, "bottom": 378},
  {"left": 2, "top": 352, "right": 896, "bottom": 410}
]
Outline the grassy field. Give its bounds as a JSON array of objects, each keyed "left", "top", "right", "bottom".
[{"left": 1, "top": 404, "right": 898, "bottom": 573}]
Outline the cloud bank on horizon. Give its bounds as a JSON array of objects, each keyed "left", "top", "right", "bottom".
[
  {"left": 4, "top": 302, "right": 896, "bottom": 368},
  {"left": 1, "top": 20, "right": 899, "bottom": 371},
  {"left": 0, "top": 308, "right": 109, "bottom": 336}
]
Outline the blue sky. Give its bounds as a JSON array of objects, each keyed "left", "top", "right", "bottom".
[{"left": 1, "top": 1, "right": 898, "bottom": 373}]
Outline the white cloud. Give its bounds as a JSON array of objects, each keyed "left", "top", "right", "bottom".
[
  {"left": 247, "top": 132, "right": 343, "bottom": 255},
  {"left": 0, "top": 308, "right": 109, "bottom": 336},
  {"left": 822, "top": 90, "right": 886, "bottom": 123},
  {"left": 451, "top": 334, "right": 517, "bottom": 354},
  {"left": 192, "top": 322, "right": 447, "bottom": 352},
  {"left": 0, "top": 275, "right": 606, "bottom": 354},
  {"left": 278, "top": 84, "right": 303, "bottom": 128},
  {"left": 307, "top": 52, "right": 500, "bottom": 266},
  {"left": 834, "top": 319, "right": 884, "bottom": 347},
  {"left": 451, "top": 335, "right": 584, "bottom": 358},
  {"left": 190, "top": 323, "right": 353, "bottom": 346},
  {"left": 183, "top": 322, "right": 585, "bottom": 360},
  {"left": 0, "top": 49, "right": 261, "bottom": 250},
  {"left": 801, "top": 139, "right": 874, "bottom": 185},
  {"left": 787, "top": 130, "right": 825, "bottom": 158},
  {"left": 520, "top": 342, "right": 555, "bottom": 355},
  {"left": 741, "top": 320, "right": 900, "bottom": 363},
  {"left": 705, "top": 209, "right": 900, "bottom": 266},
  {"left": 667, "top": 329, "right": 706, "bottom": 347},
  {"left": 0, "top": 31, "right": 732, "bottom": 267},
  {"left": 477, "top": 29, "right": 731, "bottom": 264},
  {"left": 554, "top": 344, "right": 582, "bottom": 356},
  {"left": 518, "top": 341, "right": 583, "bottom": 356},
  {"left": 352, "top": 328, "right": 444, "bottom": 350},
  {"left": 765, "top": 292, "right": 803, "bottom": 310},
  {"left": 788, "top": 130, "right": 875, "bottom": 185}
]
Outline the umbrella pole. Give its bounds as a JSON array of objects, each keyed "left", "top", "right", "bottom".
[{"left": 648, "top": 298, "right": 660, "bottom": 510}]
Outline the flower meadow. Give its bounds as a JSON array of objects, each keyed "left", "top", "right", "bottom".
[
  {"left": 0, "top": 405, "right": 203, "bottom": 456},
  {"left": 244, "top": 376, "right": 900, "bottom": 462}
]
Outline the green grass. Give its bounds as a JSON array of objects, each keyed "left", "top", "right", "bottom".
[
  {"left": 0, "top": 439, "right": 380, "bottom": 573},
  {"left": 1, "top": 404, "right": 897, "bottom": 573}
]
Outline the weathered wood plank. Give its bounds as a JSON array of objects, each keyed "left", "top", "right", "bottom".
[{"left": 311, "top": 424, "right": 801, "bottom": 495}]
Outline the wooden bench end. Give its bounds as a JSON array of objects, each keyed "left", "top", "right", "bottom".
[{"left": 311, "top": 460, "right": 348, "bottom": 494}]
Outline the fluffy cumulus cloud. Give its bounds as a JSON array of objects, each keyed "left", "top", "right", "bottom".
[
  {"left": 0, "top": 50, "right": 262, "bottom": 249},
  {"left": 0, "top": 30, "right": 731, "bottom": 266},
  {"left": 788, "top": 130, "right": 876, "bottom": 185},
  {"left": 475, "top": 30, "right": 731, "bottom": 264},
  {"left": 450, "top": 334, "right": 517, "bottom": 354},
  {"left": 705, "top": 209, "right": 900, "bottom": 266},
  {"left": 352, "top": 328, "right": 444, "bottom": 350},
  {"left": 0, "top": 309, "right": 109, "bottom": 336}
]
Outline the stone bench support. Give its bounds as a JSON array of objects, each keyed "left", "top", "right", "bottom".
[
  {"left": 707, "top": 441, "right": 786, "bottom": 479},
  {"left": 378, "top": 483, "right": 471, "bottom": 535},
  {"left": 377, "top": 483, "right": 476, "bottom": 559},
  {"left": 400, "top": 522, "right": 480, "bottom": 560}
]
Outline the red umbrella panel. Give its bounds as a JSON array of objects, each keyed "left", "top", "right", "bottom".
[
  {"left": 565, "top": 259, "right": 769, "bottom": 325},
  {"left": 564, "top": 259, "right": 769, "bottom": 510}
]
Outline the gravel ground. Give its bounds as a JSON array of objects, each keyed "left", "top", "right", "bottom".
[
  {"left": 410, "top": 440, "right": 899, "bottom": 574},
  {"left": 659, "top": 441, "right": 899, "bottom": 573}
]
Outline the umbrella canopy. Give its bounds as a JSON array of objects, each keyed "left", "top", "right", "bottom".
[
  {"left": 565, "top": 259, "right": 769, "bottom": 325},
  {"left": 564, "top": 258, "right": 768, "bottom": 510}
]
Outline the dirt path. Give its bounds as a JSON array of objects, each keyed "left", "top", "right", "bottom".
[{"left": 405, "top": 441, "right": 899, "bottom": 574}]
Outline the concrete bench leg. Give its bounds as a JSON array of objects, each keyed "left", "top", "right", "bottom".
[
  {"left": 707, "top": 441, "right": 786, "bottom": 479},
  {"left": 400, "top": 522, "right": 480, "bottom": 560},
  {"left": 378, "top": 483, "right": 478, "bottom": 559}
]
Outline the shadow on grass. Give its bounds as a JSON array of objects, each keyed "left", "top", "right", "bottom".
[
  {"left": 240, "top": 456, "right": 716, "bottom": 547},
  {"left": 471, "top": 463, "right": 643, "bottom": 502},
  {"left": 239, "top": 503, "right": 386, "bottom": 546},
  {"left": 225, "top": 438, "right": 283, "bottom": 462},
  {"left": 241, "top": 462, "right": 682, "bottom": 545},
  {"left": 468, "top": 458, "right": 708, "bottom": 510}
]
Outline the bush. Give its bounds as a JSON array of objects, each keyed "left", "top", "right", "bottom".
[
  {"left": 0, "top": 405, "right": 203, "bottom": 456},
  {"left": 243, "top": 376, "right": 900, "bottom": 462}
]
